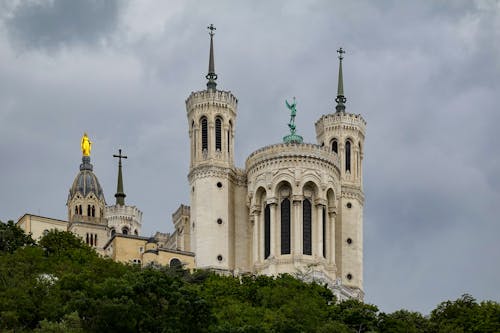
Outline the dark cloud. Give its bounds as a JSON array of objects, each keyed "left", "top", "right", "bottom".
[{"left": 4, "top": 0, "right": 123, "bottom": 50}]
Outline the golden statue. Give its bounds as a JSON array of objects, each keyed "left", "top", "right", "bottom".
[{"left": 81, "top": 133, "right": 92, "bottom": 156}]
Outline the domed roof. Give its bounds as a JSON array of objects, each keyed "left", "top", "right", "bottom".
[{"left": 68, "top": 156, "right": 105, "bottom": 202}]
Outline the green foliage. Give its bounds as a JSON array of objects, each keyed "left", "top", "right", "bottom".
[
  {"left": 0, "top": 231, "right": 499, "bottom": 333},
  {"left": 0, "top": 219, "right": 35, "bottom": 253}
]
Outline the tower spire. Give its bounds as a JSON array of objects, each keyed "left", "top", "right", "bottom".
[
  {"left": 335, "top": 47, "right": 347, "bottom": 112},
  {"left": 206, "top": 24, "right": 218, "bottom": 91},
  {"left": 113, "top": 149, "right": 127, "bottom": 206}
]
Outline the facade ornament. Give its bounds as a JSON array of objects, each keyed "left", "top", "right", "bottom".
[
  {"left": 283, "top": 97, "right": 303, "bottom": 144},
  {"left": 81, "top": 133, "right": 92, "bottom": 156}
]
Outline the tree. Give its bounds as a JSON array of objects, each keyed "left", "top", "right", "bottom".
[{"left": 0, "top": 220, "right": 35, "bottom": 253}]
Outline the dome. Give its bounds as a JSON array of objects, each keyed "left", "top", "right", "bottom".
[{"left": 68, "top": 156, "right": 105, "bottom": 201}]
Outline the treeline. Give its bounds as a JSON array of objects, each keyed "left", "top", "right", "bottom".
[{"left": 0, "top": 220, "right": 499, "bottom": 332}]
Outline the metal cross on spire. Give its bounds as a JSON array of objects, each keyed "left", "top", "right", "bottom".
[
  {"left": 337, "top": 47, "right": 345, "bottom": 60},
  {"left": 207, "top": 23, "right": 216, "bottom": 36},
  {"left": 113, "top": 149, "right": 127, "bottom": 166},
  {"left": 113, "top": 149, "right": 127, "bottom": 205}
]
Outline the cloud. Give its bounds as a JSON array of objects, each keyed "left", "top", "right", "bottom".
[{"left": 4, "top": 0, "right": 123, "bottom": 51}]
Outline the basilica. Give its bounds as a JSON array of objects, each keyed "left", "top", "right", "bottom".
[{"left": 17, "top": 27, "right": 366, "bottom": 301}]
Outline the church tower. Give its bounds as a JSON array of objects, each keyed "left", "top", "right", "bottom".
[
  {"left": 186, "top": 25, "right": 240, "bottom": 270},
  {"left": 67, "top": 133, "right": 108, "bottom": 250},
  {"left": 315, "top": 49, "right": 366, "bottom": 293}
]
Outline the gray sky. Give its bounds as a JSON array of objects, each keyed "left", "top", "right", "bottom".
[{"left": 0, "top": 0, "right": 499, "bottom": 314}]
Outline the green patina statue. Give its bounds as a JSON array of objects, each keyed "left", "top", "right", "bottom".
[{"left": 283, "top": 97, "right": 303, "bottom": 144}]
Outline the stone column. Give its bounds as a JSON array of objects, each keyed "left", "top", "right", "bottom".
[
  {"left": 267, "top": 198, "right": 277, "bottom": 258},
  {"left": 292, "top": 195, "right": 302, "bottom": 255},
  {"left": 250, "top": 212, "right": 258, "bottom": 265},
  {"left": 315, "top": 203, "right": 324, "bottom": 258},
  {"left": 328, "top": 209, "right": 336, "bottom": 265}
]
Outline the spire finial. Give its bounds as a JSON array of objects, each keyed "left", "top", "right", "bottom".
[
  {"left": 335, "top": 47, "right": 347, "bottom": 112},
  {"left": 206, "top": 24, "right": 217, "bottom": 91},
  {"left": 113, "top": 149, "right": 127, "bottom": 206}
]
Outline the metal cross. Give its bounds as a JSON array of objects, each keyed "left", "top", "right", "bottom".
[
  {"left": 207, "top": 24, "right": 216, "bottom": 36},
  {"left": 337, "top": 47, "right": 345, "bottom": 60},
  {"left": 113, "top": 149, "right": 127, "bottom": 166}
]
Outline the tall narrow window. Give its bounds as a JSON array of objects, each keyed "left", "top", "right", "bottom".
[
  {"left": 281, "top": 198, "right": 291, "bottom": 255},
  {"left": 303, "top": 199, "right": 312, "bottom": 255},
  {"left": 201, "top": 117, "right": 208, "bottom": 151},
  {"left": 87, "top": 205, "right": 91, "bottom": 216},
  {"left": 322, "top": 206, "right": 326, "bottom": 258},
  {"left": 332, "top": 139, "right": 338, "bottom": 153},
  {"left": 90, "top": 233, "right": 93, "bottom": 246},
  {"left": 86, "top": 233, "right": 89, "bottom": 244},
  {"left": 79, "top": 205, "right": 82, "bottom": 215},
  {"left": 264, "top": 204, "right": 271, "bottom": 259},
  {"left": 92, "top": 205, "right": 95, "bottom": 217},
  {"left": 215, "top": 117, "right": 222, "bottom": 151},
  {"left": 345, "top": 140, "right": 351, "bottom": 172},
  {"left": 228, "top": 121, "right": 232, "bottom": 154},
  {"left": 75, "top": 206, "right": 78, "bottom": 215}
]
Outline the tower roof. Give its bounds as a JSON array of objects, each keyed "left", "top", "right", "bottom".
[
  {"left": 335, "top": 47, "right": 347, "bottom": 112},
  {"left": 113, "top": 149, "right": 127, "bottom": 206},
  {"left": 68, "top": 156, "right": 105, "bottom": 202},
  {"left": 206, "top": 24, "right": 218, "bottom": 91}
]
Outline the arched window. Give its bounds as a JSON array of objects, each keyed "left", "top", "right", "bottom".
[
  {"left": 79, "top": 205, "right": 82, "bottom": 215},
  {"left": 170, "top": 258, "right": 182, "bottom": 268},
  {"left": 87, "top": 205, "right": 91, "bottom": 216},
  {"left": 134, "top": 230, "right": 138, "bottom": 236},
  {"left": 111, "top": 228, "right": 116, "bottom": 236},
  {"left": 281, "top": 198, "right": 291, "bottom": 255},
  {"left": 192, "top": 121, "right": 196, "bottom": 153},
  {"left": 303, "top": 199, "right": 312, "bottom": 255},
  {"left": 215, "top": 117, "right": 222, "bottom": 151},
  {"left": 90, "top": 233, "right": 93, "bottom": 246},
  {"left": 122, "top": 227, "right": 129, "bottom": 235},
  {"left": 94, "top": 234, "right": 97, "bottom": 246},
  {"left": 345, "top": 140, "right": 351, "bottom": 172},
  {"left": 75, "top": 206, "right": 78, "bottom": 215},
  {"left": 91, "top": 205, "right": 95, "bottom": 217},
  {"left": 322, "top": 206, "right": 326, "bottom": 258},
  {"left": 264, "top": 204, "right": 271, "bottom": 259},
  {"left": 86, "top": 233, "right": 89, "bottom": 244},
  {"left": 228, "top": 121, "right": 232, "bottom": 154},
  {"left": 331, "top": 139, "right": 338, "bottom": 153},
  {"left": 201, "top": 117, "right": 208, "bottom": 151}
]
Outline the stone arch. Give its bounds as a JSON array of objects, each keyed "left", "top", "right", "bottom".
[
  {"left": 327, "top": 188, "right": 336, "bottom": 209},
  {"left": 254, "top": 186, "right": 267, "bottom": 208},
  {"left": 169, "top": 258, "right": 182, "bottom": 268},
  {"left": 200, "top": 116, "right": 208, "bottom": 151},
  {"left": 271, "top": 175, "right": 295, "bottom": 198},
  {"left": 215, "top": 116, "right": 223, "bottom": 151},
  {"left": 330, "top": 137, "right": 338, "bottom": 153}
]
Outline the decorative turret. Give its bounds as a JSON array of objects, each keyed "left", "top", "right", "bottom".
[
  {"left": 186, "top": 25, "right": 240, "bottom": 271},
  {"left": 105, "top": 149, "right": 142, "bottom": 236},
  {"left": 67, "top": 133, "right": 106, "bottom": 223},
  {"left": 314, "top": 49, "right": 366, "bottom": 296}
]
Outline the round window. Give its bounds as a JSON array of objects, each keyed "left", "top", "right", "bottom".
[
  {"left": 347, "top": 238, "right": 352, "bottom": 245},
  {"left": 217, "top": 182, "right": 223, "bottom": 188},
  {"left": 347, "top": 202, "right": 352, "bottom": 208},
  {"left": 217, "top": 218, "right": 223, "bottom": 225},
  {"left": 217, "top": 255, "right": 223, "bottom": 261},
  {"left": 346, "top": 273, "right": 353, "bottom": 280}
]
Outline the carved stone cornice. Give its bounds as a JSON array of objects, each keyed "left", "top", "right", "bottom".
[
  {"left": 340, "top": 185, "right": 365, "bottom": 204},
  {"left": 188, "top": 165, "right": 247, "bottom": 186}
]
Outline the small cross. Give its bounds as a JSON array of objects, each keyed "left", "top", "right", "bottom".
[
  {"left": 337, "top": 47, "right": 345, "bottom": 60},
  {"left": 113, "top": 149, "right": 127, "bottom": 166},
  {"left": 207, "top": 24, "right": 216, "bottom": 36}
]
